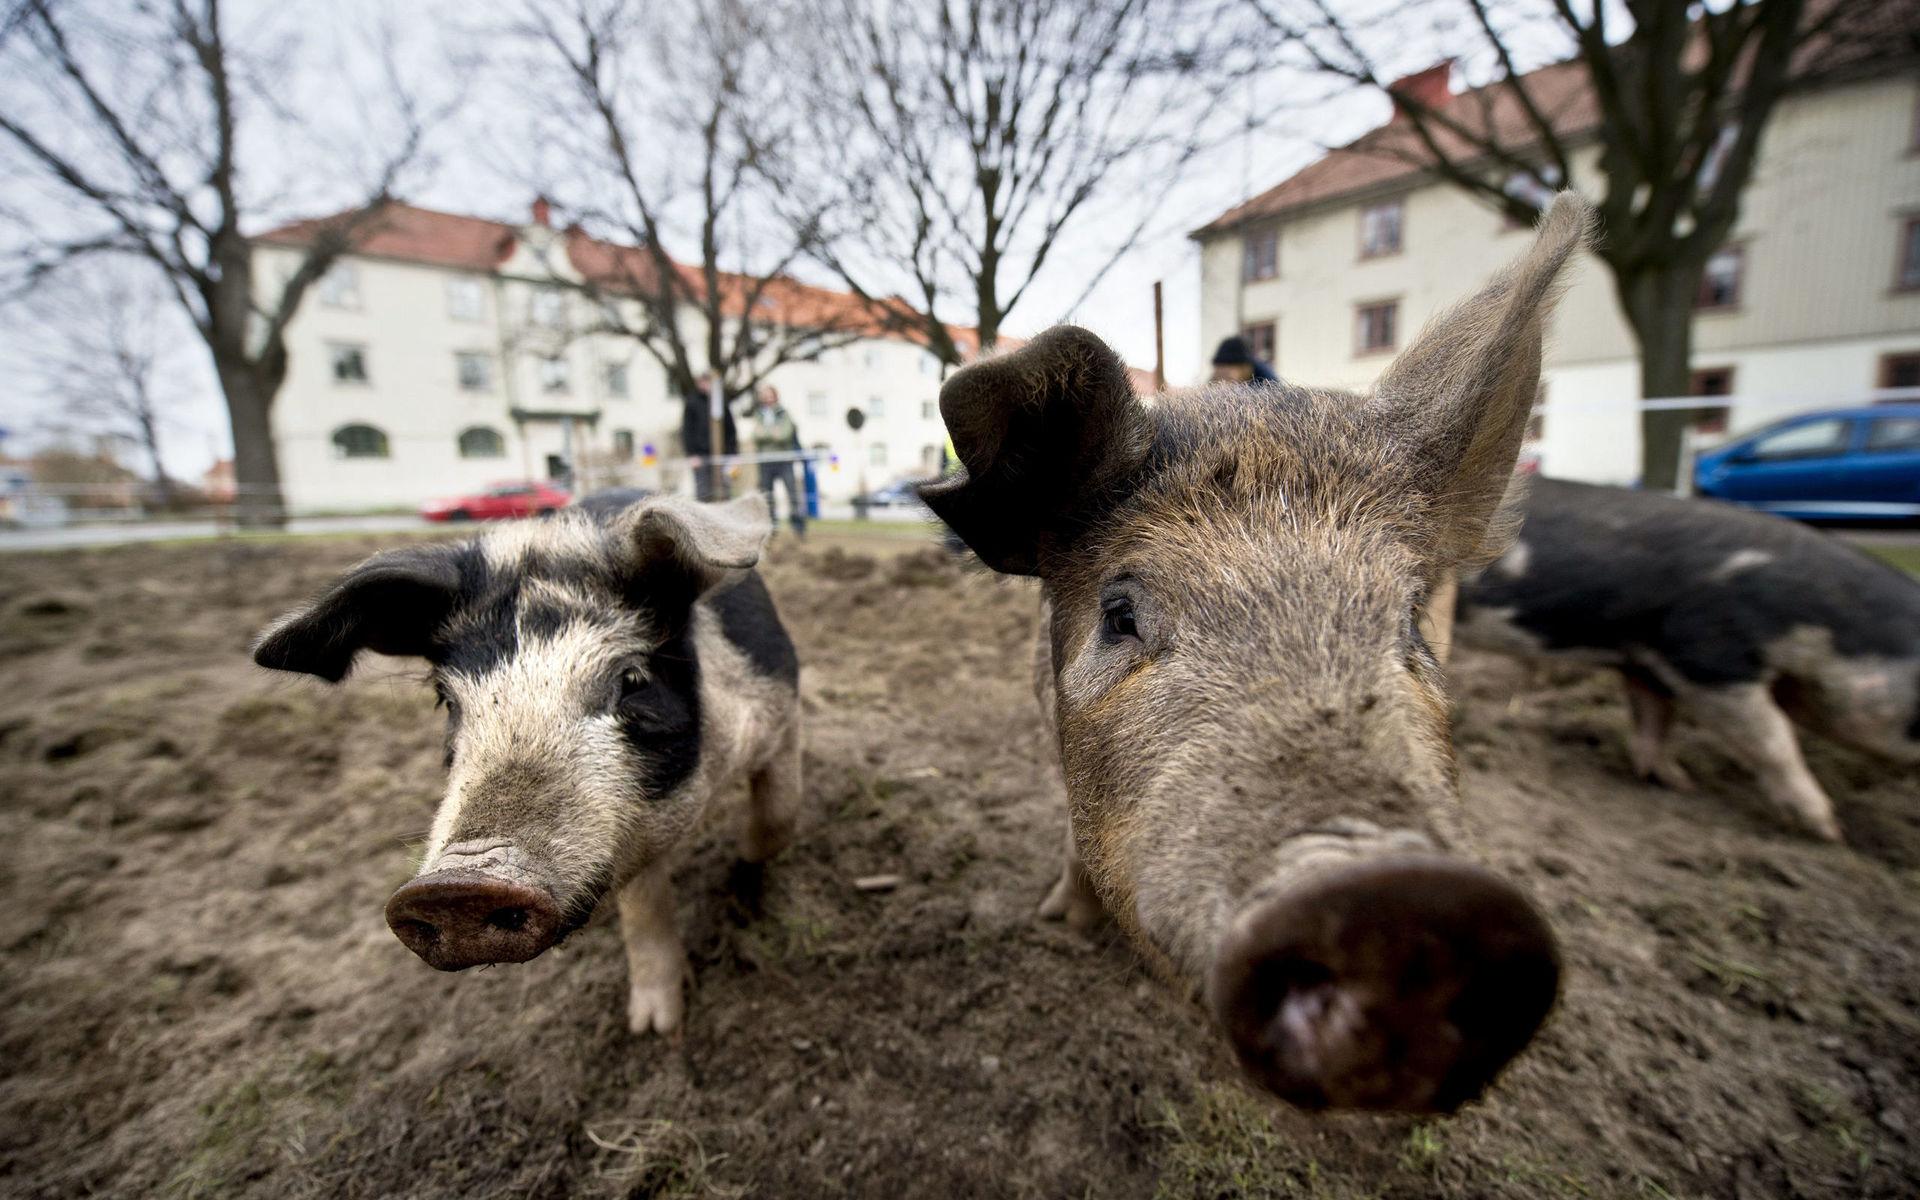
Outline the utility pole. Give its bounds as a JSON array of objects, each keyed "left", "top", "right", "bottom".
[{"left": 1152, "top": 281, "right": 1166, "bottom": 394}]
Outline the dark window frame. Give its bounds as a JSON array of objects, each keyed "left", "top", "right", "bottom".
[
  {"left": 329, "top": 342, "right": 370, "bottom": 385},
  {"left": 1242, "top": 227, "right": 1279, "bottom": 282},
  {"left": 1354, "top": 300, "right": 1399, "bottom": 356},
  {"left": 457, "top": 426, "right": 506, "bottom": 459},
  {"left": 1897, "top": 216, "right": 1920, "bottom": 293},
  {"left": 331, "top": 423, "right": 390, "bottom": 460},
  {"left": 1695, "top": 244, "right": 1744, "bottom": 311},
  {"left": 1879, "top": 352, "right": 1920, "bottom": 392},
  {"left": 1358, "top": 200, "right": 1404, "bottom": 259}
]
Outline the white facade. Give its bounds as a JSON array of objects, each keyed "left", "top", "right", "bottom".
[
  {"left": 1196, "top": 73, "right": 1920, "bottom": 485},
  {"left": 257, "top": 214, "right": 955, "bottom": 514}
]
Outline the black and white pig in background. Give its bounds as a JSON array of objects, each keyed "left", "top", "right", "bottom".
[
  {"left": 1453, "top": 478, "right": 1920, "bottom": 842},
  {"left": 252, "top": 491, "right": 802, "bottom": 1035}
]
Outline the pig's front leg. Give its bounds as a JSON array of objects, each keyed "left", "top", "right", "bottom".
[
  {"left": 1038, "top": 823, "right": 1106, "bottom": 931},
  {"left": 617, "top": 860, "right": 687, "bottom": 1035}
]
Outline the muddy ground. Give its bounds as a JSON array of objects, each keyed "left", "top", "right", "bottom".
[{"left": 1, "top": 527, "right": 1917, "bottom": 1199}]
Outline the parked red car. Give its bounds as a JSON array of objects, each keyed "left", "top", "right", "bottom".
[{"left": 421, "top": 481, "right": 571, "bottom": 522}]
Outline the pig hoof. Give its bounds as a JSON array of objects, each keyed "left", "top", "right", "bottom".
[
  {"left": 1637, "top": 759, "right": 1694, "bottom": 792},
  {"left": 627, "top": 982, "right": 685, "bottom": 1036},
  {"left": 1038, "top": 872, "right": 1104, "bottom": 932},
  {"left": 1207, "top": 856, "right": 1559, "bottom": 1114}
]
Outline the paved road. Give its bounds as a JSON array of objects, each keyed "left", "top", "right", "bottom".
[{"left": 0, "top": 514, "right": 434, "bottom": 552}]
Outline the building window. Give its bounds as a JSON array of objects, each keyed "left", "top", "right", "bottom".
[
  {"left": 1243, "top": 227, "right": 1278, "bottom": 282},
  {"left": 331, "top": 424, "right": 389, "bottom": 459},
  {"left": 1502, "top": 167, "right": 1562, "bottom": 229},
  {"left": 1688, "top": 367, "right": 1733, "bottom": 434},
  {"left": 605, "top": 362, "right": 629, "bottom": 398},
  {"left": 1359, "top": 201, "right": 1403, "bottom": 258},
  {"left": 868, "top": 395, "right": 885, "bottom": 419},
  {"left": 317, "top": 263, "right": 361, "bottom": 310},
  {"left": 1355, "top": 301, "right": 1398, "bottom": 355},
  {"left": 921, "top": 399, "right": 937, "bottom": 421},
  {"left": 531, "top": 289, "right": 566, "bottom": 329},
  {"left": 868, "top": 442, "right": 887, "bottom": 467},
  {"left": 864, "top": 348, "right": 881, "bottom": 370},
  {"left": 447, "top": 277, "right": 486, "bottom": 321},
  {"left": 539, "top": 355, "right": 570, "bottom": 394},
  {"left": 808, "top": 391, "right": 830, "bottom": 418},
  {"left": 612, "top": 429, "right": 636, "bottom": 460},
  {"left": 920, "top": 353, "right": 941, "bottom": 377},
  {"left": 456, "top": 352, "right": 493, "bottom": 393},
  {"left": 457, "top": 426, "right": 505, "bottom": 458},
  {"left": 1696, "top": 245, "right": 1743, "bottom": 309},
  {"left": 329, "top": 343, "right": 369, "bottom": 384},
  {"left": 1242, "top": 321, "right": 1276, "bottom": 366},
  {"left": 1867, "top": 415, "right": 1920, "bottom": 452},
  {"left": 1880, "top": 353, "right": 1920, "bottom": 391},
  {"left": 1898, "top": 217, "right": 1920, "bottom": 292}
]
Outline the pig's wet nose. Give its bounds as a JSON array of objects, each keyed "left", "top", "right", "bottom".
[
  {"left": 384, "top": 871, "right": 563, "bottom": 970},
  {"left": 1207, "top": 855, "right": 1559, "bottom": 1114}
]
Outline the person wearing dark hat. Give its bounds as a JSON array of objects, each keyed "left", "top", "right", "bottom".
[{"left": 1210, "top": 336, "right": 1278, "bottom": 385}]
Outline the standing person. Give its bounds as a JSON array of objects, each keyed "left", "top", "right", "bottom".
[
  {"left": 1209, "top": 336, "right": 1279, "bottom": 385},
  {"left": 748, "top": 385, "right": 806, "bottom": 536},
  {"left": 681, "top": 371, "right": 738, "bottom": 500}
]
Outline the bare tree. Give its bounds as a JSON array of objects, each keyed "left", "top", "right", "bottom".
[
  {"left": 0, "top": 0, "right": 435, "bottom": 525},
  {"left": 513, "top": 0, "right": 882, "bottom": 438},
  {"left": 794, "top": 0, "right": 1269, "bottom": 363},
  {"left": 16, "top": 265, "right": 187, "bottom": 505},
  {"left": 1251, "top": 0, "right": 1912, "bottom": 489}
]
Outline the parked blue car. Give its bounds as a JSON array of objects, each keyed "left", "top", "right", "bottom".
[{"left": 1693, "top": 403, "right": 1920, "bottom": 522}]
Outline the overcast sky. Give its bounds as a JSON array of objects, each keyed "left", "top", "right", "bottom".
[{"left": 0, "top": 0, "right": 1487, "bottom": 481}]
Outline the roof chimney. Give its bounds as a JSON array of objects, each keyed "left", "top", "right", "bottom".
[
  {"left": 1388, "top": 60, "right": 1453, "bottom": 115},
  {"left": 531, "top": 196, "right": 552, "bottom": 228}
]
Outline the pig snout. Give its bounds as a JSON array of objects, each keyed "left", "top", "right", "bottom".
[
  {"left": 385, "top": 867, "right": 564, "bottom": 971},
  {"left": 1207, "top": 856, "right": 1559, "bottom": 1114}
]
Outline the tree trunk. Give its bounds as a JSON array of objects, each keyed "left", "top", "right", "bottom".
[
  {"left": 217, "top": 359, "right": 287, "bottom": 528},
  {"left": 137, "top": 411, "right": 175, "bottom": 509},
  {"left": 1616, "top": 265, "right": 1700, "bottom": 492}
]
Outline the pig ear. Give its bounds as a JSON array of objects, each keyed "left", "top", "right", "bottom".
[
  {"left": 1373, "top": 192, "right": 1594, "bottom": 572},
  {"left": 616, "top": 492, "right": 771, "bottom": 608},
  {"left": 253, "top": 545, "right": 466, "bottom": 682},
  {"left": 918, "top": 325, "right": 1149, "bottom": 576}
]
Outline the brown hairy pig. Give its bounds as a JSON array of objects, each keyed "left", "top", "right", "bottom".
[
  {"left": 1455, "top": 477, "right": 1920, "bottom": 842},
  {"left": 919, "top": 194, "right": 1596, "bottom": 1114},
  {"left": 252, "top": 491, "right": 801, "bottom": 1035}
]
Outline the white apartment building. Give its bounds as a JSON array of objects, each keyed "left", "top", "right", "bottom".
[
  {"left": 254, "top": 202, "right": 966, "bottom": 513},
  {"left": 1193, "top": 52, "right": 1920, "bottom": 485}
]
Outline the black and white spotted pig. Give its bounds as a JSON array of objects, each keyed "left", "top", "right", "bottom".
[
  {"left": 252, "top": 491, "right": 801, "bottom": 1034},
  {"left": 1455, "top": 478, "right": 1920, "bottom": 841}
]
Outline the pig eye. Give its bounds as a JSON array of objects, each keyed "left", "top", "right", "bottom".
[
  {"left": 1101, "top": 596, "right": 1139, "bottom": 643},
  {"left": 618, "top": 670, "right": 649, "bottom": 703}
]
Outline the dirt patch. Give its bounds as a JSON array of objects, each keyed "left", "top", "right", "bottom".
[{"left": 1, "top": 531, "right": 1916, "bottom": 1198}]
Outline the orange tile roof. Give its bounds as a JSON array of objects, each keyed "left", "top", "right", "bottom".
[
  {"left": 260, "top": 201, "right": 978, "bottom": 348},
  {"left": 1194, "top": 0, "right": 1919, "bottom": 238},
  {"left": 1193, "top": 60, "right": 1594, "bottom": 237},
  {"left": 257, "top": 202, "right": 519, "bottom": 271},
  {"left": 259, "top": 201, "right": 1160, "bottom": 380}
]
